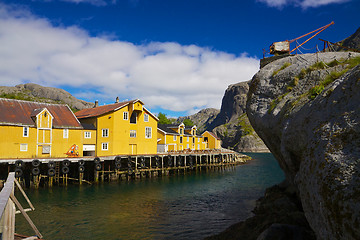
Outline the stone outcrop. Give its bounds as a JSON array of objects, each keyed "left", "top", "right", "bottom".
[
  {"left": 209, "top": 82, "right": 268, "bottom": 152},
  {"left": 177, "top": 82, "right": 268, "bottom": 152},
  {"left": 205, "top": 182, "right": 316, "bottom": 240},
  {"left": 0, "top": 83, "right": 93, "bottom": 110},
  {"left": 247, "top": 52, "right": 360, "bottom": 239},
  {"left": 334, "top": 27, "right": 360, "bottom": 52},
  {"left": 177, "top": 108, "right": 220, "bottom": 133}
]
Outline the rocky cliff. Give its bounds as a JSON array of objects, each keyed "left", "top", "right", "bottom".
[
  {"left": 0, "top": 83, "right": 93, "bottom": 111},
  {"left": 247, "top": 52, "right": 360, "bottom": 239},
  {"left": 210, "top": 82, "right": 268, "bottom": 152},
  {"left": 177, "top": 108, "right": 220, "bottom": 133},
  {"left": 334, "top": 27, "right": 360, "bottom": 52}
]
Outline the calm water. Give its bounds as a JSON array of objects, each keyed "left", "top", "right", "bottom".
[{"left": 15, "top": 153, "right": 284, "bottom": 240}]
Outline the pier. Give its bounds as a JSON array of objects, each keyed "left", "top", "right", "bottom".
[{"left": 0, "top": 150, "right": 250, "bottom": 188}]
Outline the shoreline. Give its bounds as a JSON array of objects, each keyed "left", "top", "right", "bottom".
[{"left": 204, "top": 181, "right": 316, "bottom": 240}]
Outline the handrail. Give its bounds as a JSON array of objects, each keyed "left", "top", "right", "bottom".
[
  {"left": 0, "top": 172, "right": 15, "bottom": 220},
  {"left": 0, "top": 172, "right": 43, "bottom": 240}
]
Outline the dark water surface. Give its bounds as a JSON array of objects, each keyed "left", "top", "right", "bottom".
[{"left": 15, "top": 153, "right": 284, "bottom": 240}]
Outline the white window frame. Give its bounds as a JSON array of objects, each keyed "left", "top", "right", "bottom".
[
  {"left": 20, "top": 144, "right": 28, "bottom": 152},
  {"left": 102, "top": 128, "right": 109, "bottom": 138},
  {"left": 130, "top": 130, "right": 137, "bottom": 138},
  {"left": 23, "top": 127, "right": 29, "bottom": 137},
  {"left": 198, "top": 138, "right": 200, "bottom": 142},
  {"left": 186, "top": 144, "right": 189, "bottom": 149},
  {"left": 173, "top": 135, "right": 176, "bottom": 141},
  {"left": 63, "top": 129, "right": 69, "bottom": 139},
  {"left": 187, "top": 137, "right": 189, "bottom": 142},
  {"left": 144, "top": 113, "right": 149, "bottom": 122},
  {"left": 84, "top": 131, "right": 91, "bottom": 139},
  {"left": 123, "top": 111, "right": 129, "bottom": 120},
  {"left": 145, "top": 127, "right": 152, "bottom": 139},
  {"left": 101, "top": 142, "right": 109, "bottom": 151},
  {"left": 42, "top": 145, "right": 51, "bottom": 154}
]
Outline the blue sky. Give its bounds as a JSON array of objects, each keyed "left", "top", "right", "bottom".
[{"left": 0, "top": 0, "right": 359, "bottom": 117}]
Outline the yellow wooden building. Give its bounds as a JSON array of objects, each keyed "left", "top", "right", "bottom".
[
  {"left": 0, "top": 98, "right": 83, "bottom": 159},
  {"left": 157, "top": 123, "right": 206, "bottom": 153},
  {"left": 75, "top": 99, "right": 158, "bottom": 156},
  {"left": 202, "top": 131, "right": 222, "bottom": 149}
]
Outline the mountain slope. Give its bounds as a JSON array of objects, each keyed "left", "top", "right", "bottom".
[{"left": 0, "top": 83, "right": 93, "bottom": 111}]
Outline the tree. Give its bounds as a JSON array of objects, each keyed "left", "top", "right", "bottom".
[{"left": 157, "top": 112, "right": 172, "bottom": 124}]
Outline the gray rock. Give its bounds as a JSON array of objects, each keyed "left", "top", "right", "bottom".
[{"left": 247, "top": 52, "right": 360, "bottom": 239}]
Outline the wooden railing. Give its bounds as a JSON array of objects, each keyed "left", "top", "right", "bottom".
[{"left": 0, "top": 173, "right": 42, "bottom": 240}]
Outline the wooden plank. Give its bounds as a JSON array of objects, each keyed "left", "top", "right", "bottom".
[{"left": 9, "top": 193, "right": 43, "bottom": 239}]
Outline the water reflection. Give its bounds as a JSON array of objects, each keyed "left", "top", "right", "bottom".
[{"left": 15, "top": 153, "right": 284, "bottom": 240}]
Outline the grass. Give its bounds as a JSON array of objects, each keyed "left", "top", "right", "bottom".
[
  {"left": 308, "top": 56, "right": 360, "bottom": 100},
  {"left": 272, "top": 62, "right": 292, "bottom": 76},
  {"left": 237, "top": 114, "right": 254, "bottom": 136}
]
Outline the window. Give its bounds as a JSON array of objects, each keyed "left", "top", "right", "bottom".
[
  {"left": 180, "top": 128, "right": 183, "bottom": 134},
  {"left": 144, "top": 113, "right": 149, "bottom": 122},
  {"left": 198, "top": 138, "right": 200, "bottom": 142},
  {"left": 145, "top": 127, "right": 152, "bottom": 139},
  {"left": 187, "top": 137, "right": 189, "bottom": 142},
  {"left": 180, "top": 136, "right": 183, "bottom": 143},
  {"left": 192, "top": 137, "right": 195, "bottom": 144},
  {"left": 84, "top": 132, "right": 91, "bottom": 138},
  {"left": 63, "top": 129, "right": 69, "bottom": 138},
  {"left": 130, "top": 130, "right": 137, "bottom": 138},
  {"left": 197, "top": 144, "right": 200, "bottom": 150},
  {"left": 186, "top": 144, "right": 189, "bottom": 149},
  {"left": 42, "top": 145, "right": 50, "bottom": 154},
  {"left": 102, "top": 128, "right": 109, "bottom": 137},
  {"left": 173, "top": 135, "right": 177, "bottom": 141},
  {"left": 130, "top": 112, "right": 137, "bottom": 124},
  {"left": 123, "top": 111, "right": 129, "bottom": 120},
  {"left": 101, "top": 142, "right": 108, "bottom": 151},
  {"left": 23, "top": 127, "right": 29, "bottom": 137},
  {"left": 20, "top": 144, "right": 28, "bottom": 152}
]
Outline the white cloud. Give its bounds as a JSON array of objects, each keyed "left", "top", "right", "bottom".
[
  {"left": 0, "top": 4, "right": 259, "bottom": 114},
  {"left": 257, "top": 0, "right": 350, "bottom": 8}
]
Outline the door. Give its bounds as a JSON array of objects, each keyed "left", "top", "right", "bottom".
[{"left": 129, "top": 144, "right": 137, "bottom": 155}]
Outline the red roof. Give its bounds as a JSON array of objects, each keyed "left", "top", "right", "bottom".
[
  {"left": 75, "top": 100, "right": 137, "bottom": 119},
  {"left": 0, "top": 98, "right": 82, "bottom": 129}
]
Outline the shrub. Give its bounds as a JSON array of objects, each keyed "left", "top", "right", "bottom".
[{"left": 309, "top": 85, "right": 324, "bottom": 100}]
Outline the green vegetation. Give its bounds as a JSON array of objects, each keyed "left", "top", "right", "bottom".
[
  {"left": 0, "top": 92, "right": 33, "bottom": 101},
  {"left": 272, "top": 62, "right": 292, "bottom": 76},
  {"left": 157, "top": 112, "right": 172, "bottom": 124},
  {"left": 309, "top": 85, "right": 325, "bottom": 100},
  {"left": 237, "top": 114, "right": 254, "bottom": 136},
  {"left": 307, "top": 56, "right": 360, "bottom": 100},
  {"left": 268, "top": 92, "right": 289, "bottom": 113}
]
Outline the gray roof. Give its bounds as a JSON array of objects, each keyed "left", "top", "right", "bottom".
[{"left": 158, "top": 124, "right": 179, "bottom": 135}]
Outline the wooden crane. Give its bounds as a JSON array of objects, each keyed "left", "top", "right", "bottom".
[{"left": 269, "top": 21, "right": 334, "bottom": 55}]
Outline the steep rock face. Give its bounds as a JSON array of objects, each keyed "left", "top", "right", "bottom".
[
  {"left": 212, "top": 81, "right": 249, "bottom": 124},
  {"left": 210, "top": 82, "right": 268, "bottom": 152},
  {"left": 335, "top": 27, "right": 360, "bottom": 51},
  {"left": 247, "top": 52, "right": 360, "bottom": 239},
  {"left": 0, "top": 83, "right": 93, "bottom": 110},
  {"left": 177, "top": 108, "right": 220, "bottom": 133}
]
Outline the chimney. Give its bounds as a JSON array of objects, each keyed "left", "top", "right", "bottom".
[
  {"left": 94, "top": 100, "right": 98, "bottom": 108},
  {"left": 115, "top": 97, "right": 119, "bottom": 103}
]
